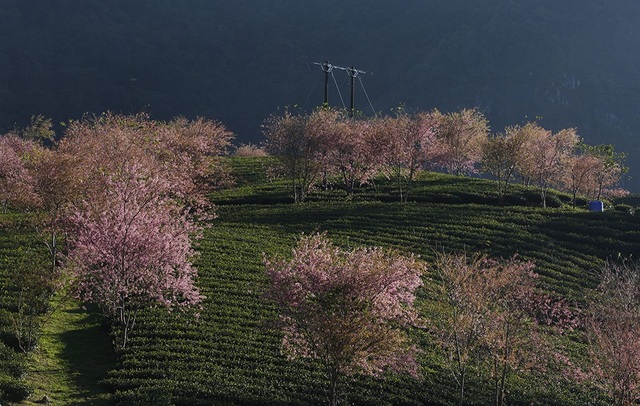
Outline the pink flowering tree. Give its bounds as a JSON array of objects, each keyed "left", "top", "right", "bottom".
[
  {"left": 429, "top": 252, "right": 486, "bottom": 406},
  {"left": 516, "top": 125, "right": 580, "bottom": 208},
  {"left": 480, "top": 125, "right": 529, "bottom": 204},
  {"left": 61, "top": 112, "right": 233, "bottom": 215},
  {"left": 0, "top": 135, "right": 40, "bottom": 212},
  {"left": 264, "top": 233, "right": 425, "bottom": 406},
  {"left": 582, "top": 259, "right": 640, "bottom": 406},
  {"left": 430, "top": 252, "right": 576, "bottom": 406},
  {"left": 561, "top": 152, "right": 602, "bottom": 207},
  {"left": 432, "top": 108, "right": 489, "bottom": 176},
  {"left": 65, "top": 165, "right": 203, "bottom": 349},
  {"left": 580, "top": 144, "right": 628, "bottom": 201},
  {"left": 299, "top": 107, "right": 344, "bottom": 191},
  {"left": 263, "top": 108, "right": 334, "bottom": 202},
  {"left": 326, "top": 115, "right": 379, "bottom": 196},
  {"left": 158, "top": 116, "right": 234, "bottom": 202},
  {"left": 478, "top": 255, "right": 552, "bottom": 406},
  {"left": 382, "top": 110, "right": 439, "bottom": 201}
]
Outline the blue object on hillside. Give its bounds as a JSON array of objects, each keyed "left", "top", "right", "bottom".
[{"left": 588, "top": 201, "right": 604, "bottom": 212}]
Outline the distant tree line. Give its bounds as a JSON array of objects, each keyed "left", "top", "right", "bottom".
[{"left": 263, "top": 107, "right": 627, "bottom": 206}]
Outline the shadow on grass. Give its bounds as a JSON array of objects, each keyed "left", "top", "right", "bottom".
[{"left": 59, "top": 306, "right": 115, "bottom": 406}]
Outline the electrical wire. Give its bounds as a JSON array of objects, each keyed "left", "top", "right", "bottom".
[
  {"left": 358, "top": 75, "right": 376, "bottom": 116},
  {"left": 331, "top": 70, "right": 347, "bottom": 109},
  {"left": 303, "top": 72, "right": 320, "bottom": 110}
]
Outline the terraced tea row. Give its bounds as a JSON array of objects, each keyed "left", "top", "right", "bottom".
[{"left": 108, "top": 197, "right": 640, "bottom": 404}]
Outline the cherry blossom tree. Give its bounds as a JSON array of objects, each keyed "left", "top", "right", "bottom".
[
  {"left": 382, "top": 110, "right": 439, "bottom": 201},
  {"left": 516, "top": 125, "right": 580, "bottom": 208},
  {"left": 354, "top": 116, "right": 392, "bottom": 192},
  {"left": 430, "top": 252, "right": 576, "bottom": 406},
  {"left": 583, "top": 259, "right": 640, "bottom": 406},
  {"left": 65, "top": 166, "right": 203, "bottom": 349},
  {"left": 159, "top": 115, "right": 234, "bottom": 199},
  {"left": 561, "top": 152, "right": 601, "bottom": 207},
  {"left": 234, "top": 143, "right": 269, "bottom": 157},
  {"left": 60, "top": 113, "right": 161, "bottom": 200},
  {"left": 305, "top": 107, "right": 346, "bottom": 191},
  {"left": 432, "top": 108, "right": 489, "bottom": 176},
  {"left": 480, "top": 125, "right": 528, "bottom": 204},
  {"left": 264, "top": 233, "right": 425, "bottom": 406},
  {"left": 478, "top": 255, "right": 547, "bottom": 406},
  {"left": 61, "top": 112, "right": 233, "bottom": 213},
  {"left": 326, "top": 114, "right": 379, "bottom": 196},
  {"left": 429, "top": 252, "right": 486, "bottom": 406},
  {"left": 581, "top": 144, "right": 628, "bottom": 201},
  {"left": 2, "top": 112, "right": 228, "bottom": 351},
  {"left": 57, "top": 113, "right": 230, "bottom": 349},
  {"left": 0, "top": 135, "right": 40, "bottom": 212},
  {"left": 27, "top": 147, "right": 88, "bottom": 269},
  {"left": 263, "top": 109, "right": 325, "bottom": 202}
]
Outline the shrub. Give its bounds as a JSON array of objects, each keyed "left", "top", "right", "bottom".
[
  {"left": 234, "top": 143, "right": 268, "bottom": 157},
  {"left": 614, "top": 203, "right": 634, "bottom": 214},
  {"left": 0, "top": 377, "right": 32, "bottom": 402}
]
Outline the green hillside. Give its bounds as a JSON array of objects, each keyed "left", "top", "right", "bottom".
[{"left": 2, "top": 157, "right": 639, "bottom": 405}]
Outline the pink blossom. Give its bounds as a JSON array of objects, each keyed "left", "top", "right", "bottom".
[
  {"left": 265, "top": 233, "right": 425, "bottom": 405},
  {"left": 65, "top": 166, "right": 203, "bottom": 349}
]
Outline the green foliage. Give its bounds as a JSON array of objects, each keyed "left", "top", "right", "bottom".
[
  {"left": 0, "top": 220, "right": 39, "bottom": 401},
  {"left": 213, "top": 157, "right": 581, "bottom": 208},
  {"left": 0, "top": 376, "right": 33, "bottom": 402},
  {"left": 3, "top": 158, "right": 639, "bottom": 404},
  {"left": 9, "top": 246, "right": 55, "bottom": 352},
  {"left": 14, "top": 114, "right": 55, "bottom": 144},
  {"left": 101, "top": 158, "right": 640, "bottom": 405}
]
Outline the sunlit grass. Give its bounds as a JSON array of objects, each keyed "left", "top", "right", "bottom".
[{"left": 19, "top": 298, "right": 114, "bottom": 406}]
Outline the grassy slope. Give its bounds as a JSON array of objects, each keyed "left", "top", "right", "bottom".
[
  {"left": 2, "top": 156, "right": 639, "bottom": 405},
  {"left": 106, "top": 157, "right": 640, "bottom": 405},
  {"left": 0, "top": 217, "right": 114, "bottom": 405},
  {"left": 18, "top": 298, "right": 114, "bottom": 406}
]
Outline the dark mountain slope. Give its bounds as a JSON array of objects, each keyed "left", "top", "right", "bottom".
[{"left": 1, "top": 0, "right": 639, "bottom": 189}]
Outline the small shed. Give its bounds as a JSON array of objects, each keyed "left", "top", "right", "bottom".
[{"left": 588, "top": 200, "right": 604, "bottom": 212}]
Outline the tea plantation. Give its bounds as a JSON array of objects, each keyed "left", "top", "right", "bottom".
[{"left": 2, "top": 156, "right": 639, "bottom": 405}]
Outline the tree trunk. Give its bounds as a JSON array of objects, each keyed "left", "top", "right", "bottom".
[
  {"left": 118, "top": 306, "right": 137, "bottom": 350},
  {"left": 328, "top": 367, "right": 339, "bottom": 406},
  {"left": 495, "top": 364, "right": 508, "bottom": 406},
  {"left": 454, "top": 330, "right": 467, "bottom": 406},
  {"left": 458, "top": 372, "right": 466, "bottom": 406},
  {"left": 322, "top": 169, "right": 328, "bottom": 191},
  {"left": 45, "top": 231, "right": 57, "bottom": 272},
  {"left": 396, "top": 167, "right": 404, "bottom": 202}
]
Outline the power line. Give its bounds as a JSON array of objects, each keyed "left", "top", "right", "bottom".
[
  {"left": 331, "top": 70, "right": 346, "bottom": 109},
  {"left": 311, "top": 61, "right": 372, "bottom": 117},
  {"left": 358, "top": 75, "right": 376, "bottom": 116}
]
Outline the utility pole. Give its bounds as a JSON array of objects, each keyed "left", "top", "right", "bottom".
[
  {"left": 311, "top": 61, "right": 370, "bottom": 116},
  {"left": 346, "top": 66, "right": 364, "bottom": 117},
  {"left": 312, "top": 61, "right": 333, "bottom": 106},
  {"left": 322, "top": 61, "right": 331, "bottom": 106}
]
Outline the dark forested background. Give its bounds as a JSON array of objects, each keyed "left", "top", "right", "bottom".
[{"left": 2, "top": 0, "right": 640, "bottom": 190}]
